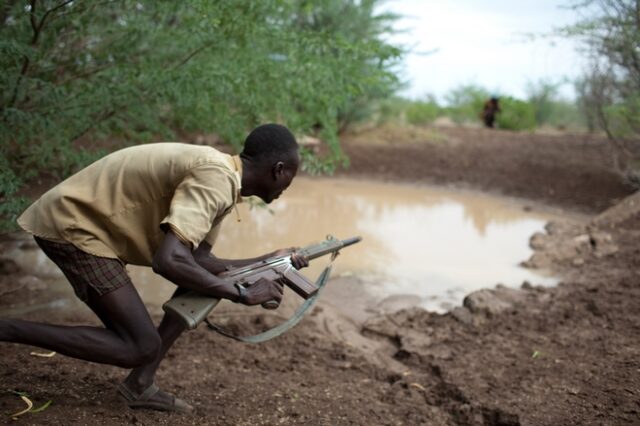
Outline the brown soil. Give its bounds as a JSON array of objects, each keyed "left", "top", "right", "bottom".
[
  {"left": 339, "top": 125, "right": 635, "bottom": 213},
  {"left": 1, "top": 125, "right": 639, "bottom": 425}
]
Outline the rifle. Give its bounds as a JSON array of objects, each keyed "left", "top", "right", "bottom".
[{"left": 162, "top": 235, "right": 361, "bottom": 330}]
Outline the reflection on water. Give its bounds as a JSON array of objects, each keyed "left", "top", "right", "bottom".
[
  {"left": 3, "top": 177, "right": 562, "bottom": 315},
  {"left": 213, "top": 177, "right": 558, "bottom": 312}
]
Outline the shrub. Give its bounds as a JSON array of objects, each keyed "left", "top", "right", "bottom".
[
  {"left": 496, "top": 97, "right": 537, "bottom": 131},
  {"left": 405, "top": 100, "right": 441, "bottom": 125},
  {"left": 444, "top": 84, "right": 490, "bottom": 124}
]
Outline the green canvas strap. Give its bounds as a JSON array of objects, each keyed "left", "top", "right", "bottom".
[{"left": 204, "top": 265, "right": 333, "bottom": 343}]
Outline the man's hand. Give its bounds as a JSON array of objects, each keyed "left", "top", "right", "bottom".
[
  {"left": 272, "top": 247, "right": 309, "bottom": 270},
  {"left": 290, "top": 252, "right": 309, "bottom": 270},
  {"left": 242, "top": 278, "right": 284, "bottom": 307}
]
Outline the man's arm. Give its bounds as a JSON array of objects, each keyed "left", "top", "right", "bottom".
[
  {"left": 153, "top": 230, "right": 284, "bottom": 305},
  {"left": 192, "top": 241, "right": 308, "bottom": 275}
]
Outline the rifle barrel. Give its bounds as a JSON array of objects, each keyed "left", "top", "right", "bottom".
[
  {"left": 301, "top": 235, "right": 362, "bottom": 261},
  {"left": 340, "top": 236, "right": 362, "bottom": 248}
]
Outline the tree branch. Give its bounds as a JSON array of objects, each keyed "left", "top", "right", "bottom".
[
  {"left": 56, "top": 63, "right": 115, "bottom": 86},
  {"left": 171, "top": 42, "right": 215, "bottom": 70},
  {"left": 4, "top": 0, "right": 74, "bottom": 110},
  {"left": 29, "top": 0, "right": 38, "bottom": 43},
  {"left": 37, "top": 0, "right": 74, "bottom": 35},
  {"left": 70, "top": 109, "right": 117, "bottom": 142}
]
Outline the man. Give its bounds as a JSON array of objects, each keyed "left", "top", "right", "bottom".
[
  {"left": 0, "top": 123, "right": 308, "bottom": 412},
  {"left": 482, "top": 96, "right": 501, "bottom": 128}
]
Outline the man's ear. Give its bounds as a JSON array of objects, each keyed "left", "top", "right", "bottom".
[{"left": 273, "top": 161, "right": 285, "bottom": 178}]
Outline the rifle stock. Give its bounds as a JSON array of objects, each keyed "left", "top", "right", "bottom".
[{"left": 162, "top": 235, "right": 361, "bottom": 329}]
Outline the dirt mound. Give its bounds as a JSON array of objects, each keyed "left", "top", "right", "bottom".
[
  {"left": 592, "top": 190, "right": 640, "bottom": 229},
  {"left": 358, "top": 188, "right": 640, "bottom": 425}
]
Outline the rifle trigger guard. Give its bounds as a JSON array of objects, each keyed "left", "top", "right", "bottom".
[{"left": 330, "top": 250, "right": 340, "bottom": 261}]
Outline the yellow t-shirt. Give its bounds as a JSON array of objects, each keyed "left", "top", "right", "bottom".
[{"left": 17, "top": 143, "right": 242, "bottom": 266}]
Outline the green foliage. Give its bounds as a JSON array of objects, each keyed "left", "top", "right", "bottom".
[
  {"left": 559, "top": 0, "right": 640, "bottom": 185},
  {"left": 366, "top": 96, "right": 442, "bottom": 127},
  {"left": 435, "top": 81, "right": 584, "bottom": 131},
  {"left": 526, "top": 79, "right": 562, "bottom": 126},
  {"left": 372, "top": 86, "right": 584, "bottom": 132},
  {"left": 405, "top": 98, "right": 441, "bottom": 126},
  {"left": 603, "top": 94, "right": 640, "bottom": 138},
  {"left": 0, "top": 156, "right": 28, "bottom": 232},
  {"left": 545, "top": 100, "right": 586, "bottom": 130},
  {"left": 374, "top": 97, "right": 408, "bottom": 124},
  {"left": 495, "top": 97, "right": 537, "bottom": 131},
  {"left": 525, "top": 78, "right": 586, "bottom": 130},
  {"left": 0, "top": 0, "right": 402, "bottom": 229},
  {"left": 443, "top": 84, "right": 490, "bottom": 124},
  {"left": 294, "top": 0, "right": 403, "bottom": 132}
]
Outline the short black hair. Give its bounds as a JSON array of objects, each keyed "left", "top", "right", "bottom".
[{"left": 241, "top": 123, "right": 299, "bottom": 167}]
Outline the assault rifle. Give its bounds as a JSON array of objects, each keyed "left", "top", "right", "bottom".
[{"left": 163, "top": 235, "right": 361, "bottom": 329}]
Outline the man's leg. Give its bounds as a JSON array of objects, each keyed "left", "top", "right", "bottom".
[
  {"left": 75, "top": 281, "right": 192, "bottom": 410},
  {"left": 123, "top": 288, "right": 188, "bottom": 397},
  {"left": 0, "top": 283, "right": 160, "bottom": 368},
  {"left": 0, "top": 238, "right": 193, "bottom": 411}
]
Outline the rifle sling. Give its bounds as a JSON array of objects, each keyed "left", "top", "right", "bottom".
[{"left": 204, "top": 265, "right": 333, "bottom": 344}]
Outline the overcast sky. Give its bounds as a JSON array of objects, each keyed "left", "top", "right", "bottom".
[{"left": 379, "top": 0, "right": 585, "bottom": 102}]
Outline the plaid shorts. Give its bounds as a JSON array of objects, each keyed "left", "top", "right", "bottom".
[{"left": 34, "top": 237, "right": 131, "bottom": 303}]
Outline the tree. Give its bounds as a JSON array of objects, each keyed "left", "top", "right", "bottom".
[
  {"left": 526, "top": 79, "right": 562, "bottom": 126},
  {"left": 561, "top": 0, "right": 640, "bottom": 186},
  {"left": 0, "top": 0, "right": 402, "bottom": 230},
  {"left": 289, "top": 0, "right": 403, "bottom": 134}
]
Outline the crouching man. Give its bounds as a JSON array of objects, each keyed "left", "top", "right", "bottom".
[{"left": 0, "top": 123, "right": 308, "bottom": 412}]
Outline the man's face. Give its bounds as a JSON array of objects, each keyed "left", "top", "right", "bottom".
[{"left": 260, "top": 164, "right": 297, "bottom": 204}]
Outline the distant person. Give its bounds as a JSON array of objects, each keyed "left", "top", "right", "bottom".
[
  {"left": 482, "top": 96, "right": 500, "bottom": 128},
  {"left": 0, "top": 123, "right": 308, "bottom": 413}
]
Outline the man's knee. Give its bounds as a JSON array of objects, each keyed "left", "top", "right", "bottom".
[{"left": 119, "top": 333, "right": 161, "bottom": 368}]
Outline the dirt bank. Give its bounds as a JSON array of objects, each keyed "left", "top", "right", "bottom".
[
  {"left": 339, "top": 125, "right": 636, "bottom": 213},
  {"left": 1, "top": 126, "right": 639, "bottom": 425}
]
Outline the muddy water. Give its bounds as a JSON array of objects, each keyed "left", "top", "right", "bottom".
[
  {"left": 216, "top": 177, "right": 561, "bottom": 314},
  {"left": 3, "top": 177, "right": 564, "bottom": 318}
]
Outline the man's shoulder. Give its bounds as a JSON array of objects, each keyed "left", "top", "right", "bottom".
[
  {"left": 109, "top": 143, "right": 233, "bottom": 170},
  {"left": 118, "top": 142, "right": 224, "bottom": 157}
]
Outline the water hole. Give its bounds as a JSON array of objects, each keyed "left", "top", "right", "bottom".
[{"left": 3, "top": 177, "right": 567, "bottom": 318}]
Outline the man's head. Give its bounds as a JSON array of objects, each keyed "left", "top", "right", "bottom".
[{"left": 240, "top": 124, "right": 300, "bottom": 204}]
